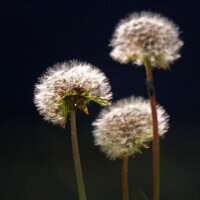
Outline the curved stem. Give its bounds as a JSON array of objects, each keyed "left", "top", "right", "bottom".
[
  {"left": 70, "top": 110, "right": 87, "bottom": 200},
  {"left": 144, "top": 59, "right": 160, "bottom": 200},
  {"left": 122, "top": 156, "right": 129, "bottom": 200}
]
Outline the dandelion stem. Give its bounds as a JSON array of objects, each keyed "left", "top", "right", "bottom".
[
  {"left": 144, "top": 58, "right": 160, "bottom": 200},
  {"left": 70, "top": 110, "right": 87, "bottom": 200},
  {"left": 122, "top": 155, "right": 129, "bottom": 200}
]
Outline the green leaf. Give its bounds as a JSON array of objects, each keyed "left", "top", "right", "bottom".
[
  {"left": 155, "top": 54, "right": 170, "bottom": 69},
  {"left": 128, "top": 54, "right": 137, "bottom": 62}
]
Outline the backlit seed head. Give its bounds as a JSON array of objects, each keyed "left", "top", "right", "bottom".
[
  {"left": 110, "top": 11, "right": 183, "bottom": 69},
  {"left": 34, "top": 60, "right": 112, "bottom": 127},
  {"left": 93, "top": 96, "right": 169, "bottom": 160}
]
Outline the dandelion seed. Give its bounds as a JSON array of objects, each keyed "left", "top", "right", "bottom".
[
  {"left": 92, "top": 96, "right": 169, "bottom": 160},
  {"left": 34, "top": 60, "right": 112, "bottom": 127},
  {"left": 110, "top": 11, "right": 183, "bottom": 68},
  {"left": 34, "top": 60, "right": 113, "bottom": 200}
]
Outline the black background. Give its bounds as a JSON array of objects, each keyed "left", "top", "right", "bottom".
[{"left": 0, "top": 0, "right": 200, "bottom": 199}]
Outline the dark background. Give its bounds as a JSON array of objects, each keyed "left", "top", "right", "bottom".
[{"left": 0, "top": 0, "right": 200, "bottom": 199}]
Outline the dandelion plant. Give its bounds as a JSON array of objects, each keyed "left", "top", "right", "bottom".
[
  {"left": 93, "top": 96, "right": 169, "bottom": 200},
  {"left": 109, "top": 12, "right": 183, "bottom": 200},
  {"left": 34, "top": 60, "right": 112, "bottom": 200}
]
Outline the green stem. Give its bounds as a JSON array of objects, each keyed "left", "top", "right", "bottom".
[
  {"left": 144, "top": 59, "right": 160, "bottom": 200},
  {"left": 70, "top": 110, "right": 87, "bottom": 200},
  {"left": 122, "top": 156, "right": 129, "bottom": 200}
]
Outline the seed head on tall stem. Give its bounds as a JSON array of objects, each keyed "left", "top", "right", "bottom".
[
  {"left": 34, "top": 60, "right": 113, "bottom": 200},
  {"left": 109, "top": 11, "right": 183, "bottom": 200},
  {"left": 93, "top": 96, "right": 169, "bottom": 200}
]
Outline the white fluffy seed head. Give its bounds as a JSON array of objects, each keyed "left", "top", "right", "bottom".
[
  {"left": 110, "top": 11, "right": 183, "bottom": 68},
  {"left": 92, "top": 96, "right": 169, "bottom": 160},
  {"left": 34, "top": 60, "right": 112, "bottom": 126}
]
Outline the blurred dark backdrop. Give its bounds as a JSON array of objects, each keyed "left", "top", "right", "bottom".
[{"left": 0, "top": 0, "right": 200, "bottom": 199}]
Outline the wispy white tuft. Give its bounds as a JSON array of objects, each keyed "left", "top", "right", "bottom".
[
  {"left": 34, "top": 60, "right": 112, "bottom": 125},
  {"left": 110, "top": 11, "right": 183, "bottom": 68},
  {"left": 92, "top": 96, "right": 169, "bottom": 160}
]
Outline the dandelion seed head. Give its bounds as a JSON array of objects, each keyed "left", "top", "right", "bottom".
[
  {"left": 34, "top": 60, "right": 112, "bottom": 126},
  {"left": 110, "top": 12, "right": 183, "bottom": 68},
  {"left": 92, "top": 96, "right": 169, "bottom": 160}
]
